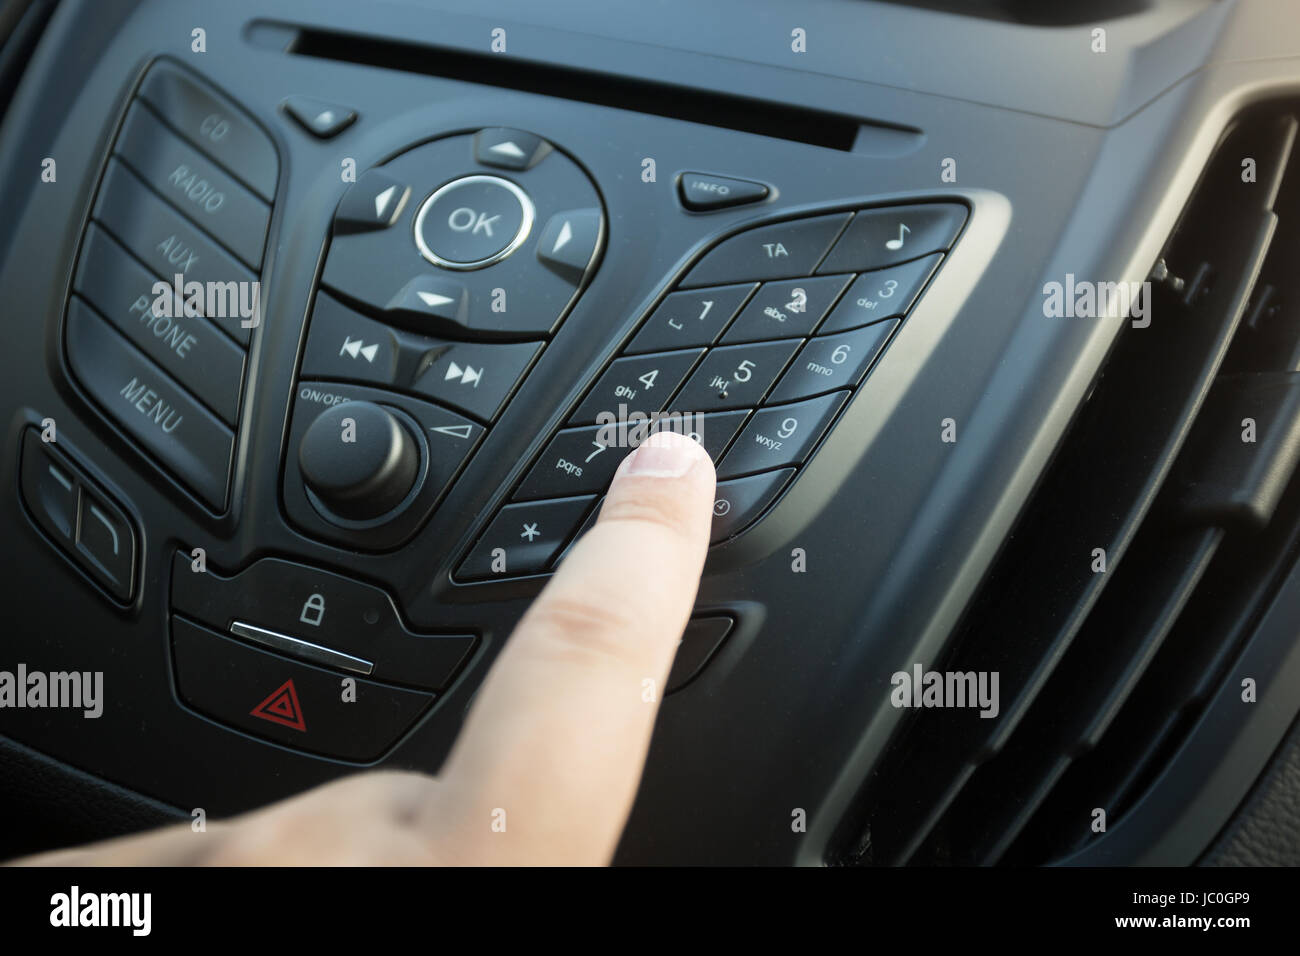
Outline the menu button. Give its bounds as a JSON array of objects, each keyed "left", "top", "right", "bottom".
[
  {"left": 119, "top": 377, "right": 184, "bottom": 434},
  {"left": 66, "top": 299, "right": 234, "bottom": 510}
]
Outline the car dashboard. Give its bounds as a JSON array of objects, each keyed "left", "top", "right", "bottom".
[{"left": 2, "top": 0, "right": 1300, "bottom": 867}]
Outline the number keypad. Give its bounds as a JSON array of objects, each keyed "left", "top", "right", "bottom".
[
  {"left": 720, "top": 274, "right": 852, "bottom": 344},
  {"left": 513, "top": 423, "right": 628, "bottom": 500},
  {"left": 456, "top": 200, "right": 963, "bottom": 577},
  {"left": 767, "top": 320, "right": 897, "bottom": 404},
  {"left": 567, "top": 348, "right": 703, "bottom": 424}
]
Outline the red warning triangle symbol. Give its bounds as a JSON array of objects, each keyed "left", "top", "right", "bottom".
[{"left": 249, "top": 679, "right": 307, "bottom": 732}]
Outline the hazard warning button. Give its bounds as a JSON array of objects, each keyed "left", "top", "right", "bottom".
[
  {"left": 172, "top": 616, "right": 433, "bottom": 760},
  {"left": 250, "top": 679, "right": 308, "bottom": 732}
]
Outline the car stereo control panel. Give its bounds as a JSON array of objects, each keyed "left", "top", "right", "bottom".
[{"left": 26, "top": 53, "right": 967, "bottom": 764}]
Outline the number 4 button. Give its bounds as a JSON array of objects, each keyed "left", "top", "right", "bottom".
[{"left": 567, "top": 349, "right": 703, "bottom": 424}]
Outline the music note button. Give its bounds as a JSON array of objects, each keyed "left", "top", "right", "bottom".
[{"left": 816, "top": 203, "right": 967, "bottom": 274}]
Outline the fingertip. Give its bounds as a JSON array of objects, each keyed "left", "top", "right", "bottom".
[
  {"left": 596, "top": 430, "right": 716, "bottom": 546},
  {"left": 612, "top": 428, "right": 715, "bottom": 481}
]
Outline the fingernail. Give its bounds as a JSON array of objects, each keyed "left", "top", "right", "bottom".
[{"left": 621, "top": 431, "right": 703, "bottom": 478}]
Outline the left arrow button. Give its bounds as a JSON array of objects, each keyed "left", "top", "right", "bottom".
[{"left": 334, "top": 170, "right": 411, "bottom": 235}]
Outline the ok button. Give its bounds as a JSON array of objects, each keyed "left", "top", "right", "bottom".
[{"left": 413, "top": 174, "right": 534, "bottom": 270}]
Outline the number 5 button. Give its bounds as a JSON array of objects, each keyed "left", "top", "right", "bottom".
[
  {"left": 672, "top": 339, "right": 802, "bottom": 412},
  {"left": 767, "top": 320, "right": 898, "bottom": 404},
  {"left": 717, "top": 392, "right": 849, "bottom": 479}
]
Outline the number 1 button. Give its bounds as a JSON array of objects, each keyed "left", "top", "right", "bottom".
[{"left": 625, "top": 284, "right": 755, "bottom": 354}]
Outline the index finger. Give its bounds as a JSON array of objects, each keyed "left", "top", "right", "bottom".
[{"left": 428, "top": 429, "right": 716, "bottom": 865}]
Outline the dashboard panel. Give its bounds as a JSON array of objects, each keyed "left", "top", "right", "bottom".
[{"left": 3, "top": 0, "right": 1300, "bottom": 866}]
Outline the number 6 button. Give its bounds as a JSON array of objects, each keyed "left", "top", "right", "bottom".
[
  {"left": 767, "top": 319, "right": 898, "bottom": 404},
  {"left": 717, "top": 392, "right": 849, "bottom": 479}
]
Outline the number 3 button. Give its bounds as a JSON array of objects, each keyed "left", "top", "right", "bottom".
[{"left": 717, "top": 391, "right": 849, "bottom": 479}]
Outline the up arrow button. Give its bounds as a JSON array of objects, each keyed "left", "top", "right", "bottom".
[{"left": 474, "top": 127, "right": 552, "bottom": 170}]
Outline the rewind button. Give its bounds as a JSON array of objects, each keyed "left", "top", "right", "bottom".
[
  {"left": 301, "top": 293, "right": 399, "bottom": 387},
  {"left": 340, "top": 337, "right": 379, "bottom": 363}
]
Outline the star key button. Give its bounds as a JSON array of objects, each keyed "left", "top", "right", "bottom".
[{"left": 456, "top": 496, "right": 597, "bottom": 581}]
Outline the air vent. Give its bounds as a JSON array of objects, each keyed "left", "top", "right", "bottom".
[{"left": 831, "top": 101, "right": 1300, "bottom": 865}]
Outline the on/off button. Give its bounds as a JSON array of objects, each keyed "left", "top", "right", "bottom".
[{"left": 413, "top": 174, "right": 534, "bottom": 270}]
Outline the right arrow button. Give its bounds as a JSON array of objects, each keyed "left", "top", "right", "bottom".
[{"left": 536, "top": 208, "right": 603, "bottom": 284}]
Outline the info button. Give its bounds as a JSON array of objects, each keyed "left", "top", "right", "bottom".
[{"left": 414, "top": 175, "right": 534, "bottom": 270}]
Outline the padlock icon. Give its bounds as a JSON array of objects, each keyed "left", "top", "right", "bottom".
[{"left": 299, "top": 593, "right": 326, "bottom": 627}]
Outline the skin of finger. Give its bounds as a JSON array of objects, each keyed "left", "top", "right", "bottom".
[
  {"left": 201, "top": 772, "right": 445, "bottom": 865},
  {"left": 13, "top": 771, "right": 444, "bottom": 866},
  {"left": 427, "top": 434, "right": 716, "bottom": 865}
]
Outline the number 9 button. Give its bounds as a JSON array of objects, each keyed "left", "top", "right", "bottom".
[{"left": 717, "top": 391, "right": 850, "bottom": 479}]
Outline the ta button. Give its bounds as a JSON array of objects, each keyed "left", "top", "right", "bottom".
[{"left": 414, "top": 174, "right": 534, "bottom": 270}]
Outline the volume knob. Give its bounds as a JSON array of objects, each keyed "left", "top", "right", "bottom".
[{"left": 298, "top": 402, "right": 419, "bottom": 521}]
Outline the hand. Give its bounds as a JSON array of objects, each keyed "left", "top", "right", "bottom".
[{"left": 13, "top": 430, "right": 716, "bottom": 866}]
